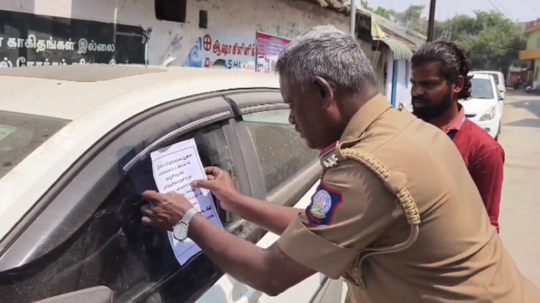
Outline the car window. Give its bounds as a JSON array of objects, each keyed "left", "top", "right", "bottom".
[
  {"left": 243, "top": 109, "right": 319, "bottom": 196},
  {"left": 0, "top": 111, "right": 70, "bottom": 180},
  {"left": 470, "top": 78, "right": 495, "bottom": 100},
  {"left": 0, "top": 124, "right": 239, "bottom": 303},
  {"left": 488, "top": 73, "right": 499, "bottom": 85}
]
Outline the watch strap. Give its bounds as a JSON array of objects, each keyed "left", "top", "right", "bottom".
[{"left": 181, "top": 208, "right": 200, "bottom": 225}]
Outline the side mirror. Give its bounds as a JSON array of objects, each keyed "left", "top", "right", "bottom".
[
  {"left": 31, "top": 286, "right": 114, "bottom": 303},
  {"left": 498, "top": 96, "right": 504, "bottom": 101}
]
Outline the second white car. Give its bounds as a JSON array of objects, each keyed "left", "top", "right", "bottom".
[{"left": 461, "top": 73, "right": 503, "bottom": 140}]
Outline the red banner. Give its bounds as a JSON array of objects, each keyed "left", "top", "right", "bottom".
[{"left": 255, "top": 32, "right": 291, "bottom": 72}]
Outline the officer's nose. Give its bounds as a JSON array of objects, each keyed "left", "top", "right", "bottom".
[{"left": 289, "top": 111, "right": 296, "bottom": 125}]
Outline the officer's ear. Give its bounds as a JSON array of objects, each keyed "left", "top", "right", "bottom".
[{"left": 312, "top": 76, "right": 334, "bottom": 110}]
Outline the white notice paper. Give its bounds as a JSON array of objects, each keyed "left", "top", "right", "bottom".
[{"left": 150, "top": 138, "right": 224, "bottom": 265}]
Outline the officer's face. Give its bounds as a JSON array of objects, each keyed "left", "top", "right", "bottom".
[
  {"left": 410, "top": 62, "right": 456, "bottom": 121},
  {"left": 279, "top": 75, "right": 340, "bottom": 150}
]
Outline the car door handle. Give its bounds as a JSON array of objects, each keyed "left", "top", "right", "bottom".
[{"left": 231, "top": 279, "right": 263, "bottom": 303}]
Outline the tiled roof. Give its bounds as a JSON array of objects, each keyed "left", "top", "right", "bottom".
[
  {"left": 382, "top": 29, "right": 418, "bottom": 51},
  {"left": 305, "top": 0, "right": 367, "bottom": 16},
  {"left": 304, "top": 0, "right": 425, "bottom": 49}
]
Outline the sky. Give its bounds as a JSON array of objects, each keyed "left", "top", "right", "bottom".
[{"left": 365, "top": 0, "right": 539, "bottom": 22}]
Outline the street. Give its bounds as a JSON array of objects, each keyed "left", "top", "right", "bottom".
[{"left": 499, "top": 90, "right": 540, "bottom": 286}]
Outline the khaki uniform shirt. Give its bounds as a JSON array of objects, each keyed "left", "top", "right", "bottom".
[{"left": 278, "top": 95, "right": 540, "bottom": 303}]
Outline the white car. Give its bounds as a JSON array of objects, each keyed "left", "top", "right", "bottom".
[
  {"left": 0, "top": 65, "right": 344, "bottom": 303},
  {"left": 469, "top": 71, "right": 506, "bottom": 100},
  {"left": 461, "top": 73, "right": 504, "bottom": 140}
]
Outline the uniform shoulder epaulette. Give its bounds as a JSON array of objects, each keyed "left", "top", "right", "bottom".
[{"left": 319, "top": 141, "right": 340, "bottom": 169}]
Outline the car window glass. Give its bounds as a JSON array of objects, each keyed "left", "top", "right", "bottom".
[
  {"left": 0, "top": 111, "right": 70, "bottom": 180},
  {"left": 0, "top": 124, "right": 237, "bottom": 303},
  {"left": 470, "top": 78, "right": 495, "bottom": 100},
  {"left": 243, "top": 109, "right": 318, "bottom": 196}
]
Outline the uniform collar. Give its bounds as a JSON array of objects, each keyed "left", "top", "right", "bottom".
[
  {"left": 442, "top": 105, "right": 466, "bottom": 133},
  {"left": 340, "top": 94, "right": 391, "bottom": 142}
]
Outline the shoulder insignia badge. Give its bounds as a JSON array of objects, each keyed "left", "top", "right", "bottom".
[
  {"left": 306, "top": 182, "right": 344, "bottom": 226},
  {"left": 323, "top": 154, "right": 339, "bottom": 168}
]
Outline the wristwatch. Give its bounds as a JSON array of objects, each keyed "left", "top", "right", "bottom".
[{"left": 172, "top": 208, "right": 201, "bottom": 242}]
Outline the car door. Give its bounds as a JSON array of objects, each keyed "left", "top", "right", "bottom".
[
  {"left": 195, "top": 91, "right": 344, "bottom": 303},
  {"left": 0, "top": 93, "right": 265, "bottom": 303}
]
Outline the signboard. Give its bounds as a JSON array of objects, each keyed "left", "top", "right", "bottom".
[
  {"left": 0, "top": 10, "right": 147, "bottom": 68},
  {"left": 183, "top": 32, "right": 256, "bottom": 70},
  {"left": 255, "top": 32, "right": 291, "bottom": 73}
]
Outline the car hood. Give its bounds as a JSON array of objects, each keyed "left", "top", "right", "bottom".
[{"left": 460, "top": 98, "right": 495, "bottom": 116}]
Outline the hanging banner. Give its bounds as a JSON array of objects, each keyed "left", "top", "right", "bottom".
[
  {"left": 0, "top": 9, "right": 147, "bottom": 68},
  {"left": 184, "top": 32, "right": 256, "bottom": 70},
  {"left": 255, "top": 32, "right": 291, "bottom": 73}
]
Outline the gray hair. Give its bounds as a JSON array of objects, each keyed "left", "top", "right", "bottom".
[{"left": 275, "top": 25, "right": 376, "bottom": 93}]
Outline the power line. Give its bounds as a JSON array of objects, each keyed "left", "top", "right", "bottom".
[{"left": 486, "top": 0, "right": 513, "bottom": 20}]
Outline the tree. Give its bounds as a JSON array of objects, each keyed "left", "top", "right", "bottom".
[
  {"left": 360, "top": 0, "right": 394, "bottom": 20},
  {"left": 366, "top": 5, "right": 524, "bottom": 74},
  {"left": 434, "top": 11, "right": 525, "bottom": 75},
  {"left": 393, "top": 5, "right": 428, "bottom": 34}
]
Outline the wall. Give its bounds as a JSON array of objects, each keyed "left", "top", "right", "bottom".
[
  {"left": 535, "top": 59, "right": 540, "bottom": 85},
  {"left": 394, "top": 59, "right": 411, "bottom": 110},
  {"left": 385, "top": 54, "right": 412, "bottom": 111},
  {"left": 0, "top": 0, "right": 348, "bottom": 68},
  {"left": 526, "top": 28, "right": 540, "bottom": 50}
]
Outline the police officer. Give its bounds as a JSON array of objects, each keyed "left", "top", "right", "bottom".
[{"left": 141, "top": 25, "right": 540, "bottom": 302}]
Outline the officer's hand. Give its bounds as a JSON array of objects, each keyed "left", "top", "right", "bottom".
[
  {"left": 141, "top": 191, "right": 192, "bottom": 231},
  {"left": 190, "top": 166, "right": 240, "bottom": 212}
]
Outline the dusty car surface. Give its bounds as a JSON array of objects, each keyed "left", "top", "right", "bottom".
[{"left": 0, "top": 65, "right": 344, "bottom": 303}]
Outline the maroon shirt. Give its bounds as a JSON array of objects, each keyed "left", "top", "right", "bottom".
[{"left": 444, "top": 108, "right": 505, "bottom": 233}]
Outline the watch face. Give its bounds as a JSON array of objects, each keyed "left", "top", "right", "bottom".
[{"left": 173, "top": 224, "right": 188, "bottom": 242}]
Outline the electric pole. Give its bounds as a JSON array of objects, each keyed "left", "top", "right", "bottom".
[
  {"left": 426, "top": 0, "right": 437, "bottom": 41},
  {"left": 350, "top": 0, "right": 357, "bottom": 37}
]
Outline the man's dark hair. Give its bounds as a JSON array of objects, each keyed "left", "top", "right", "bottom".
[{"left": 411, "top": 41, "right": 472, "bottom": 100}]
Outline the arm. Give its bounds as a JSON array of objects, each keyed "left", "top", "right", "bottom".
[
  {"left": 470, "top": 145, "right": 505, "bottom": 233},
  {"left": 143, "top": 161, "right": 399, "bottom": 296},
  {"left": 188, "top": 214, "right": 315, "bottom": 296},
  {"left": 191, "top": 167, "right": 306, "bottom": 235},
  {"left": 226, "top": 194, "right": 303, "bottom": 235},
  {"left": 190, "top": 161, "right": 399, "bottom": 295}
]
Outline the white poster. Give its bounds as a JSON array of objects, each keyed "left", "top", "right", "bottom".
[{"left": 150, "top": 138, "right": 224, "bottom": 265}]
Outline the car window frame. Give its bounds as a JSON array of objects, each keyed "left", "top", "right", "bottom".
[
  {"left": 224, "top": 90, "right": 321, "bottom": 206},
  {"left": 0, "top": 92, "right": 249, "bottom": 269},
  {"left": 0, "top": 91, "right": 272, "bottom": 303}
]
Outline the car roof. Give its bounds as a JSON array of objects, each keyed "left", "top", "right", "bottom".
[
  {"left": 0, "top": 65, "right": 279, "bottom": 242},
  {"left": 470, "top": 73, "right": 494, "bottom": 81},
  {"left": 470, "top": 70, "right": 503, "bottom": 77},
  {"left": 0, "top": 65, "right": 279, "bottom": 120}
]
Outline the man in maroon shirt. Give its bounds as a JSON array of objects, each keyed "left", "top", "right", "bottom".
[{"left": 410, "top": 41, "right": 505, "bottom": 232}]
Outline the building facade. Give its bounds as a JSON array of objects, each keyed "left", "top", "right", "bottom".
[
  {"left": 0, "top": 0, "right": 419, "bottom": 102},
  {"left": 0, "top": 0, "right": 352, "bottom": 68},
  {"left": 519, "top": 19, "right": 540, "bottom": 88}
]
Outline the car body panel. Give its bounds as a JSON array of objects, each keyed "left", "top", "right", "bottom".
[
  {"left": 0, "top": 66, "right": 279, "bottom": 242},
  {"left": 0, "top": 65, "right": 341, "bottom": 303},
  {"left": 462, "top": 74, "right": 502, "bottom": 139}
]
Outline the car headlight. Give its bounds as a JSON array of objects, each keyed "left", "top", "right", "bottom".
[{"left": 479, "top": 106, "right": 496, "bottom": 121}]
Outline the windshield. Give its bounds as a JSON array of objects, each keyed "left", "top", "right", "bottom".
[
  {"left": 470, "top": 78, "right": 495, "bottom": 99},
  {"left": 0, "top": 111, "right": 71, "bottom": 180},
  {"left": 473, "top": 72, "right": 499, "bottom": 85}
]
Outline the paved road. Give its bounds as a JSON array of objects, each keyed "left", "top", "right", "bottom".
[{"left": 499, "top": 90, "right": 540, "bottom": 286}]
